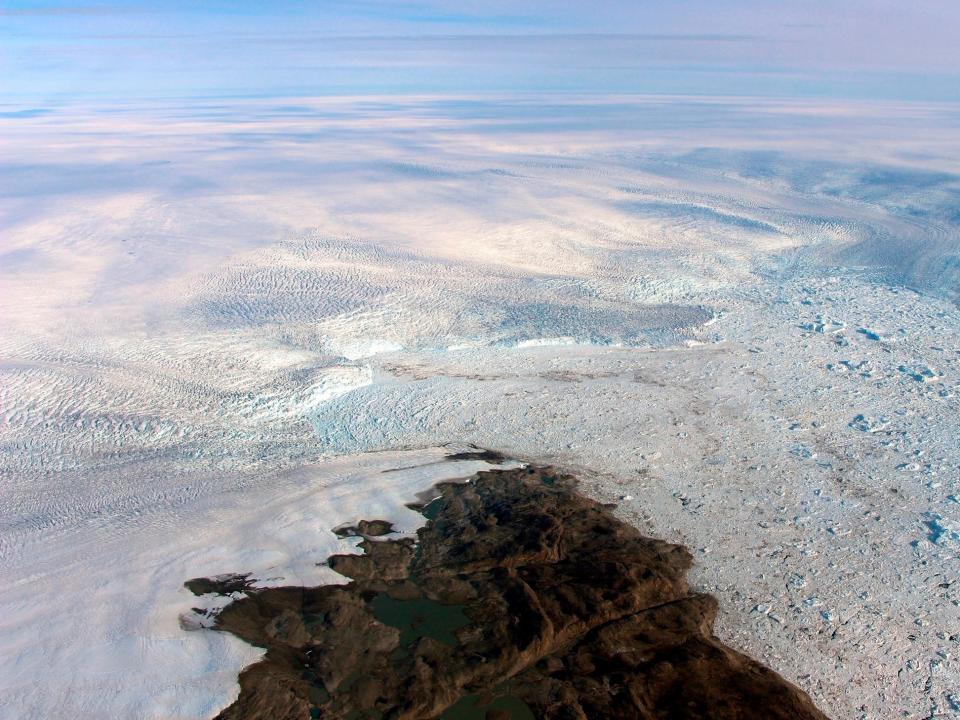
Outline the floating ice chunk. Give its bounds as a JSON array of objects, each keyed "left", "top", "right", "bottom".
[
  {"left": 898, "top": 364, "right": 940, "bottom": 383},
  {"left": 923, "top": 512, "right": 960, "bottom": 546},
  {"left": 790, "top": 444, "right": 817, "bottom": 460},
  {"left": 896, "top": 463, "right": 921, "bottom": 472},
  {"left": 787, "top": 573, "right": 807, "bottom": 589},
  {"left": 856, "top": 326, "right": 897, "bottom": 342},
  {"left": 849, "top": 414, "right": 890, "bottom": 433},
  {"left": 800, "top": 316, "right": 846, "bottom": 334},
  {"left": 828, "top": 359, "right": 873, "bottom": 376}
]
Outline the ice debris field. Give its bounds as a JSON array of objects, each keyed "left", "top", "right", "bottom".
[{"left": 1, "top": 96, "right": 959, "bottom": 719}]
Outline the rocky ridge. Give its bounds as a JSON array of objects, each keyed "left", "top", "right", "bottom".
[{"left": 187, "top": 465, "right": 830, "bottom": 720}]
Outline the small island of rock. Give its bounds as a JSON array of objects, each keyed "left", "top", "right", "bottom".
[{"left": 186, "top": 465, "right": 830, "bottom": 720}]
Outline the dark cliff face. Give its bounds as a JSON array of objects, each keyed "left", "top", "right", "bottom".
[{"left": 187, "top": 465, "right": 831, "bottom": 720}]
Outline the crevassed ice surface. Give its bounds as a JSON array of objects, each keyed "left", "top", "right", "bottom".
[{"left": 1, "top": 96, "right": 959, "bottom": 720}]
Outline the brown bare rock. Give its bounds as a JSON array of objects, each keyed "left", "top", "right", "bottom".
[
  {"left": 333, "top": 519, "right": 396, "bottom": 539},
  {"left": 187, "top": 465, "right": 830, "bottom": 720}
]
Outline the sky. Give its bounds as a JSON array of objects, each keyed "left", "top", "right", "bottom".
[{"left": 1, "top": 0, "right": 959, "bottom": 104}]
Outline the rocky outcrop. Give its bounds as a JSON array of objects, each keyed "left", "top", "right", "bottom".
[{"left": 187, "top": 465, "right": 830, "bottom": 720}]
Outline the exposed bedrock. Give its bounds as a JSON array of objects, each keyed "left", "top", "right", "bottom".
[{"left": 187, "top": 465, "right": 830, "bottom": 720}]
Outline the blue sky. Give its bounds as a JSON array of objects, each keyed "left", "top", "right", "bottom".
[{"left": 1, "top": 0, "right": 959, "bottom": 103}]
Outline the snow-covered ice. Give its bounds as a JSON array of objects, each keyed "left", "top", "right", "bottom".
[
  {"left": 2, "top": 95, "right": 960, "bottom": 719},
  {"left": 0, "top": 446, "right": 516, "bottom": 719}
]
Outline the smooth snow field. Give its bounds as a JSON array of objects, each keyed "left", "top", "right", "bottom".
[{"left": 1, "top": 96, "right": 959, "bottom": 719}]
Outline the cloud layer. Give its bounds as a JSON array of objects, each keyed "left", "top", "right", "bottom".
[{"left": 2, "top": 1, "right": 959, "bottom": 102}]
